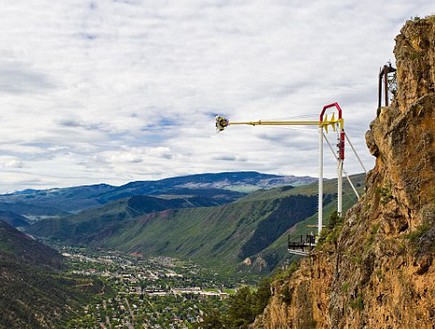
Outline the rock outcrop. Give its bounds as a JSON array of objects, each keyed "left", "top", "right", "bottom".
[{"left": 254, "top": 15, "right": 435, "bottom": 329}]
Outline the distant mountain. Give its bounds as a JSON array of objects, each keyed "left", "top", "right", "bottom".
[
  {"left": 97, "top": 172, "right": 316, "bottom": 203},
  {"left": 0, "top": 184, "right": 115, "bottom": 219},
  {"left": 26, "top": 174, "right": 365, "bottom": 274},
  {"left": 0, "top": 172, "right": 315, "bottom": 223},
  {"left": 0, "top": 221, "right": 102, "bottom": 329}
]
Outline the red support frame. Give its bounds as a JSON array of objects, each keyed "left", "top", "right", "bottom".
[
  {"left": 319, "top": 102, "right": 343, "bottom": 121},
  {"left": 319, "top": 102, "right": 345, "bottom": 160}
]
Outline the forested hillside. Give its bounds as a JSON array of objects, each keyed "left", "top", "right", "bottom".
[{"left": 0, "top": 221, "right": 106, "bottom": 329}]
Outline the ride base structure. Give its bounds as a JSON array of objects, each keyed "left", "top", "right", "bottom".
[{"left": 216, "top": 102, "right": 357, "bottom": 256}]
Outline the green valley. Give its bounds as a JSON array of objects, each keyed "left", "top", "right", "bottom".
[{"left": 26, "top": 173, "right": 364, "bottom": 275}]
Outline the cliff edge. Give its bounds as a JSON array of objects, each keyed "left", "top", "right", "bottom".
[{"left": 254, "top": 15, "right": 435, "bottom": 329}]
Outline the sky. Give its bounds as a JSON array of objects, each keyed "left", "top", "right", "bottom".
[{"left": 0, "top": 0, "right": 433, "bottom": 193}]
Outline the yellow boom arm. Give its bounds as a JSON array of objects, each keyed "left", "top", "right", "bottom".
[{"left": 216, "top": 114, "right": 342, "bottom": 132}]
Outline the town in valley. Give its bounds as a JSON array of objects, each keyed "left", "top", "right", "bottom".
[{"left": 61, "top": 247, "right": 243, "bottom": 328}]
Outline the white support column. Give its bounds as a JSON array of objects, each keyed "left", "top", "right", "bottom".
[
  {"left": 318, "top": 126, "right": 323, "bottom": 238},
  {"left": 337, "top": 129, "right": 344, "bottom": 218}
]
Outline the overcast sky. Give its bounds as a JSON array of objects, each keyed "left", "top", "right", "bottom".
[{"left": 0, "top": 0, "right": 432, "bottom": 193}]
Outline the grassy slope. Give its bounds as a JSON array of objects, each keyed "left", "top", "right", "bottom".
[
  {"left": 27, "top": 195, "right": 221, "bottom": 241},
  {"left": 94, "top": 199, "right": 285, "bottom": 272}
]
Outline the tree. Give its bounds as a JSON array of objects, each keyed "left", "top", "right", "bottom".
[
  {"left": 196, "top": 309, "right": 228, "bottom": 329},
  {"left": 252, "top": 278, "right": 271, "bottom": 315},
  {"left": 227, "top": 286, "right": 255, "bottom": 328}
]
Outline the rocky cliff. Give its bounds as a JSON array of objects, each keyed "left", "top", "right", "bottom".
[{"left": 254, "top": 16, "right": 435, "bottom": 329}]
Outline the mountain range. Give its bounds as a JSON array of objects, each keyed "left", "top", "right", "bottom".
[
  {"left": 0, "top": 171, "right": 316, "bottom": 224},
  {"left": 25, "top": 172, "right": 364, "bottom": 274}
]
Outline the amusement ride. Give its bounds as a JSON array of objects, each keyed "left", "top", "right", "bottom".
[{"left": 216, "top": 102, "right": 366, "bottom": 255}]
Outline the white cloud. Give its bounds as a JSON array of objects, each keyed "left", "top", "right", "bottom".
[
  {"left": 0, "top": 156, "right": 24, "bottom": 169},
  {"left": 0, "top": 0, "right": 433, "bottom": 192}
]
